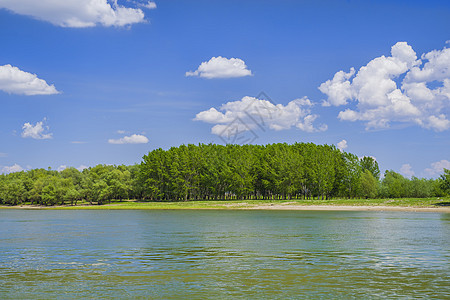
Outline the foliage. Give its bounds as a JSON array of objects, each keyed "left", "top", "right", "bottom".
[
  {"left": 0, "top": 143, "right": 446, "bottom": 206},
  {"left": 0, "top": 164, "right": 135, "bottom": 206},
  {"left": 360, "top": 156, "right": 380, "bottom": 180},
  {"left": 359, "top": 170, "right": 378, "bottom": 199},
  {"left": 439, "top": 169, "right": 450, "bottom": 195}
]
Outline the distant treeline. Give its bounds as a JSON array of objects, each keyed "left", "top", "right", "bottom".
[{"left": 1, "top": 143, "right": 449, "bottom": 206}]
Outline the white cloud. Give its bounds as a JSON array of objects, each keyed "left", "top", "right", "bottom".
[
  {"left": 195, "top": 96, "right": 327, "bottom": 136},
  {"left": 77, "top": 165, "right": 89, "bottom": 171},
  {"left": 405, "top": 47, "right": 450, "bottom": 82},
  {"left": 400, "top": 163, "right": 415, "bottom": 178},
  {"left": 320, "top": 42, "right": 450, "bottom": 131},
  {"left": 0, "top": 0, "right": 147, "bottom": 28},
  {"left": 186, "top": 56, "right": 252, "bottom": 79},
  {"left": 425, "top": 114, "right": 450, "bottom": 131},
  {"left": 71, "top": 141, "right": 87, "bottom": 144},
  {"left": 57, "top": 164, "right": 89, "bottom": 172},
  {"left": 108, "top": 133, "right": 149, "bottom": 144},
  {"left": 319, "top": 68, "right": 355, "bottom": 106},
  {"left": 141, "top": 1, "right": 156, "bottom": 9},
  {"left": 0, "top": 64, "right": 59, "bottom": 95},
  {"left": 424, "top": 159, "right": 450, "bottom": 177},
  {"left": 1, "top": 164, "right": 24, "bottom": 174},
  {"left": 296, "top": 114, "right": 328, "bottom": 133},
  {"left": 57, "top": 165, "right": 67, "bottom": 172},
  {"left": 0, "top": 153, "right": 7, "bottom": 157},
  {"left": 21, "top": 118, "right": 53, "bottom": 140},
  {"left": 337, "top": 139, "right": 348, "bottom": 151}
]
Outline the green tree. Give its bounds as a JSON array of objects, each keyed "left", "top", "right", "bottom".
[
  {"left": 2, "top": 178, "right": 26, "bottom": 205},
  {"left": 439, "top": 168, "right": 450, "bottom": 195},
  {"left": 409, "top": 177, "right": 434, "bottom": 198},
  {"left": 341, "top": 153, "right": 362, "bottom": 198},
  {"left": 359, "top": 170, "right": 378, "bottom": 198},
  {"left": 380, "top": 170, "right": 408, "bottom": 198},
  {"left": 360, "top": 156, "right": 380, "bottom": 180},
  {"left": 65, "top": 187, "right": 81, "bottom": 205}
]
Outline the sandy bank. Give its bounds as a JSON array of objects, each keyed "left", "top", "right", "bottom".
[
  {"left": 243, "top": 204, "right": 450, "bottom": 212},
  {"left": 1, "top": 203, "right": 449, "bottom": 212}
]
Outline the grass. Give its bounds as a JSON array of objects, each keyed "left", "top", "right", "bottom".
[{"left": 3, "top": 197, "right": 449, "bottom": 210}]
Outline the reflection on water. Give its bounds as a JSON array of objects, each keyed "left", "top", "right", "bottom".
[{"left": 0, "top": 210, "right": 449, "bottom": 299}]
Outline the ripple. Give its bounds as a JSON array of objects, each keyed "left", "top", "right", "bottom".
[{"left": 0, "top": 210, "right": 449, "bottom": 299}]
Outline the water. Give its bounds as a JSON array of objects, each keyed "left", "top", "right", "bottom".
[{"left": 0, "top": 210, "right": 449, "bottom": 299}]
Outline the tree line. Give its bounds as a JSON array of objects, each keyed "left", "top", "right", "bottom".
[{"left": 0, "top": 143, "right": 449, "bottom": 205}]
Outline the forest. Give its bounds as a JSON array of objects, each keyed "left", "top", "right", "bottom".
[{"left": 0, "top": 143, "right": 449, "bottom": 206}]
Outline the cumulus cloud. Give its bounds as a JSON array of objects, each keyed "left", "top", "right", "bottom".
[
  {"left": 22, "top": 118, "right": 53, "bottom": 140},
  {"left": 57, "top": 165, "right": 67, "bottom": 172},
  {"left": 1, "top": 164, "right": 24, "bottom": 174},
  {"left": 77, "top": 165, "right": 89, "bottom": 171},
  {"left": 108, "top": 133, "right": 149, "bottom": 144},
  {"left": 0, "top": 0, "right": 147, "bottom": 28},
  {"left": 186, "top": 56, "right": 252, "bottom": 79},
  {"left": 57, "top": 165, "right": 88, "bottom": 171},
  {"left": 337, "top": 139, "right": 348, "bottom": 151},
  {"left": 141, "top": 1, "right": 156, "bottom": 9},
  {"left": 424, "top": 159, "right": 450, "bottom": 177},
  {"left": 319, "top": 68, "right": 355, "bottom": 106},
  {"left": 195, "top": 96, "right": 327, "bottom": 137},
  {"left": 400, "top": 163, "right": 415, "bottom": 178},
  {"left": 320, "top": 42, "right": 450, "bottom": 131},
  {"left": 0, "top": 64, "right": 59, "bottom": 95}
]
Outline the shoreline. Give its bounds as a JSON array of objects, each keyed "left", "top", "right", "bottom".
[
  {"left": 244, "top": 204, "right": 450, "bottom": 212},
  {"left": 2, "top": 203, "right": 449, "bottom": 212}
]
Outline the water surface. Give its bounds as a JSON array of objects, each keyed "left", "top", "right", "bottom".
[{"left": 1, "top": 210, "right": 449, "bottom": 299}]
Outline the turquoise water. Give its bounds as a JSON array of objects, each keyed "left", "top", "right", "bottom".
[{"left": 1, "top": 210, "right": 449, "bottom": 299}]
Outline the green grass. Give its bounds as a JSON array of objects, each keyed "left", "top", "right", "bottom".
[{"left": 3, "top": 197, "right": 449, "bottom": 210}]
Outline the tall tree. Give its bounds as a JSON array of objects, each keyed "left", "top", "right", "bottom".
[
  {"left": 439, "top": 168, "right": 450, "bottom": 195},
  {"left": 360, "top": 156, "right": 380, "bottom": 180},
  {"left": 360, "top": 170, "right": 378, "bottom": 198}
]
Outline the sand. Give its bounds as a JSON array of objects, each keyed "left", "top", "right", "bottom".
[
  {"left": 1, "top": 203, "right": 449, "bottom": 212},
  {"left": 244, "top": 204, "right": 450, "bottom": 212}
]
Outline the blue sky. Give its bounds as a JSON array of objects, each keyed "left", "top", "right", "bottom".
[{"left": 0, "top": 0, "right": 449, "bottom": 177}]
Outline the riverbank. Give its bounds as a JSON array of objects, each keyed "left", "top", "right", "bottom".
[{"left": 1, "top": 197, "right": 449, "bottom": 212}]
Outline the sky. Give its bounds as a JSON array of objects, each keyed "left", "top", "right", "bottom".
[{"left": 0, "top": 0, "right": 449, "bottom": 178}]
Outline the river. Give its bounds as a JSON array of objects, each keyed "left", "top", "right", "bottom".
[{"left": 1, "top": 209, "right": 449, "bottom": 299}]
